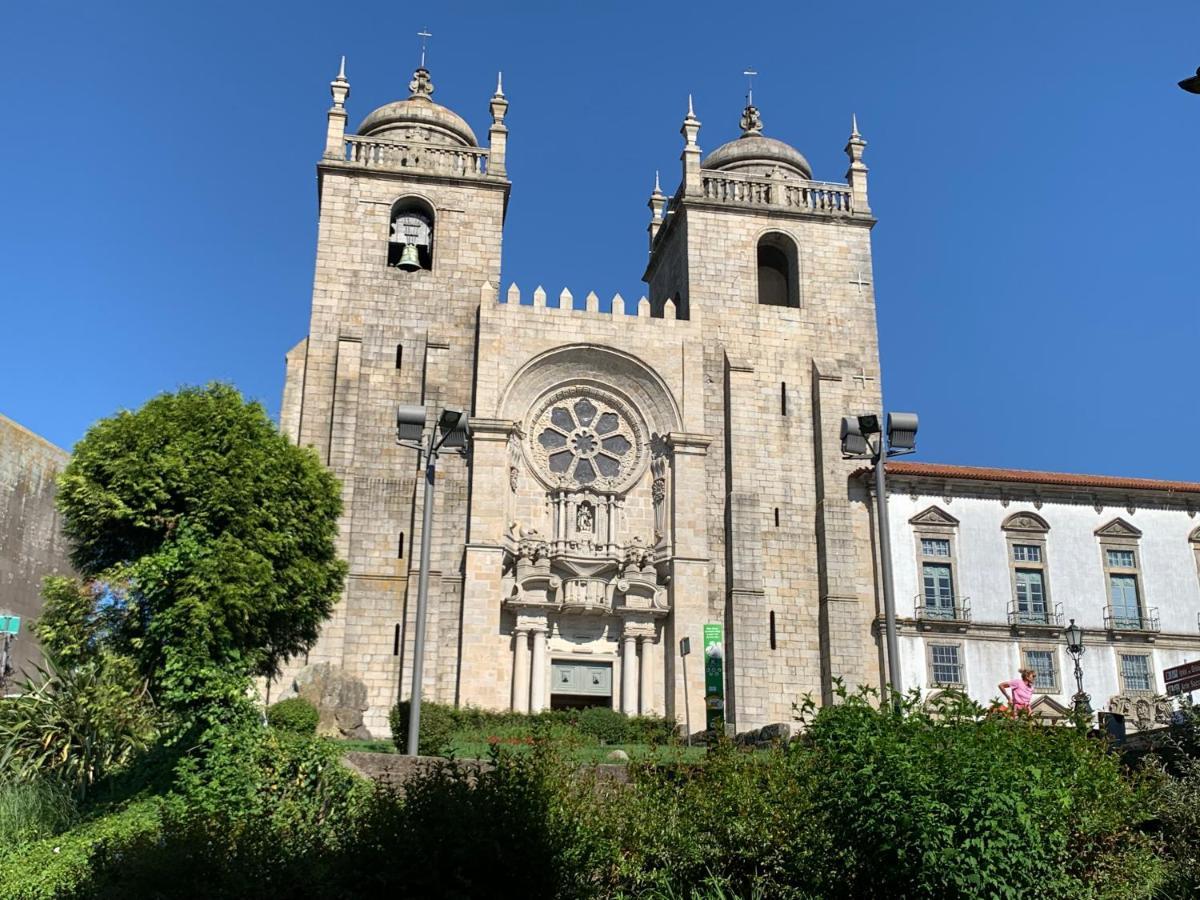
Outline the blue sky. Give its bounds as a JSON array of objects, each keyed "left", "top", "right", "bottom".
[{"left": 1, "top": 2, "right": 1197, "bottom": 480}]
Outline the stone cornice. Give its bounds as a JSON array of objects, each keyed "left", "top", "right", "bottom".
[
  {"left": 666, "top": 431, "right": 713, "bottom": 453},
  {"left": 468, "top": 417, "right": 520, "bottom": 440}
]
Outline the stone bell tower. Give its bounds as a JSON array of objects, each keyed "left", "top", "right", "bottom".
[
  {"left": 644, "top": 94, "right": 884, "bottom": 728},
  {"left": 279, "top": 58, "right": 510, "bottom": 733}
]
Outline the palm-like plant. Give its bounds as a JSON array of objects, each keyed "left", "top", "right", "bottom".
[{"left": 0, "top": 654, "right": 157, "bottom": 797}]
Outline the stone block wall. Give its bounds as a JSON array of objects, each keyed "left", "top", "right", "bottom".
[{"left": 0, "top": 414, "right": 72, "bottom": 678}]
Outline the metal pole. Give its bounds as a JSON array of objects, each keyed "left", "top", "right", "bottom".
[
  {"left": 681, "top": 654, "right": 692, "bottom": 747},
  {"left": 874, "top": 440, "right": 903, "bottom": 708},
  {"left": 405, "top": 437, "right": 438, "bottom": 756}
]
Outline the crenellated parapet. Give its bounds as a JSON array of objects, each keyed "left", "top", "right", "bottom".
[{"left": 481, "top": 282, "right": 685, "bottom": 322}]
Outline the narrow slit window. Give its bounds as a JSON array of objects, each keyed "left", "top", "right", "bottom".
[
  {"left": 769, "top": 611, "right": 777, "bottom": 650},
  {"left": 398, "top": 533, "right": 405, "bottom": 559},
  {"left": 781, "top": 382, "right": 788, "bottom": 416},
  {"left": 392, "top": 624, "right": 401, "bottom": 656},
  {"left": 395, "top": 344, "right": 403, "bottom": 370},
  {"left": 774, "top": 508, "right": 780, "bottom": 528}
]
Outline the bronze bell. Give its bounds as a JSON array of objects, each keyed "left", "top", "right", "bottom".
[{"left": 397, "top": 243, "right": 421, "bottom": 271}]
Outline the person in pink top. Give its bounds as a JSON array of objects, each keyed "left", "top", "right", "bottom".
[{"left": 999, "top": 667, "right": 1037, "bottom": 714}]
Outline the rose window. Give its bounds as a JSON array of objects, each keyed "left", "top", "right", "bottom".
[{"left": 531, "top": 394, "right": 640, "bottom": 489}]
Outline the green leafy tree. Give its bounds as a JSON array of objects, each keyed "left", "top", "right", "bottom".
[{"left": 50, "top": 383, "right": 346, "bottom": 719}]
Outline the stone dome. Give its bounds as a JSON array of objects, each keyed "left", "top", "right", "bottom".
[
  {"left": 700, "top": 103, "right": 811, "bottom": 179},
  {"left": 702, "top": 135, "right": 812, "bottom": 178},
  {"left": 356, "top": 67, "right": 479, "bottom": 147}
]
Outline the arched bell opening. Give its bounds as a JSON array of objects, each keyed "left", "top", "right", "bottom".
[
  {"left": 387, "top": 197, "right": 435, "bottom": 271},
  {"left": 757, "top": 231, "right": 799, "bottom": 308}
]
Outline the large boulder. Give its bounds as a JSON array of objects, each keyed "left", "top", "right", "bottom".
[{"left": 288, "top": 662, "right": 371, "bottom": 739}]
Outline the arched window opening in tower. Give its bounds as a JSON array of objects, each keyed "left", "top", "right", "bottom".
[
  {"left": 757, "top": 233, "right": 799, "bottom": 307},
  {"left": 388, "top": 199, "right": 434, "bottom": 271}
]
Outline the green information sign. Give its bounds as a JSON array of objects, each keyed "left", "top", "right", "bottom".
[
  {"left": 703, "top": 623, "right": 724, "bottom": 731},
  {"left": 0, "top": 616, "right": 19, "bottom": 636}
]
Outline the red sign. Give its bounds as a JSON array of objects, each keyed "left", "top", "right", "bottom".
[{"left": 1164, "top": 660, "right": 1200, "bottom": 685}]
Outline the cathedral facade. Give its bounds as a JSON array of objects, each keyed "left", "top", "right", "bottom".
[{"left": 277, "top": 61, "right": 884, "bottom": 736}]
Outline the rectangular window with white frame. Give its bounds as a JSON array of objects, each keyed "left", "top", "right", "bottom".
[
  {"left": 1118, "top": 653, "right": 1154, "bottom": 694},
  {"left": 1002, "top": 513, "right": 1052, "bottom": 627},
  {"left": 1020, "top": 645, "right": 1059, "bottom": 692},
  {"left": 909, "top": 507, "right": 962, "bottom": 622},
  {"left": 927, "top": 642, "right": 964, "bottom": 687},
  {"left": 1097, "top": 519, "right": 1149, "bottom": 632}
]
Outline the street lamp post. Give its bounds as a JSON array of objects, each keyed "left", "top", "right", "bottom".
[
  {"left": 1064, "top": 618, "right": 1092, "bottom": 722},
  {"left": 395, "top": 404, "right": 469, "bottom": 756},
  {"left": 841, "top": 411, "right": 919, "bottom": 709}
]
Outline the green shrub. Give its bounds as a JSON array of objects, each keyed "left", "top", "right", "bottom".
[
  {"left": 1150, "top": 755, "right": 1200, "bottom": 898},
  {"left": 0, "top": 798, "right": 165, "bottom": 900},
  {"left": 791, "top": 687, "right": 1163, "bottom": 898},
  {"left": 627, "top": 714, "right": 676, "bottom": 745},
  {"left": 343, "top": 747, "right": 610, "bottom": 899},
  {"left": 389, "top": 700, "right": 458, "bottom": 756},
  {"left": 576, "top": 706, "right": 629, "bottom": 744},
  {"left": 266, "top": 697, "right": 319, "bottom": 735},
  {"left": 0, "top": 780, "right": 78, "bottom": 850}
]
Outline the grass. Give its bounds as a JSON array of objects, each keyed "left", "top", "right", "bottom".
[{"left": 0, "top": 780, "right": 79, "bottom": 849}]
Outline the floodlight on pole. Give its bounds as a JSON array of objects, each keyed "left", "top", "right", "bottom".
[
  {"left": 395, "top": 403, "right": 470, "bottom": 756},
  {"left": 842, "top": 409, "right": 920, "bottom": 709}
]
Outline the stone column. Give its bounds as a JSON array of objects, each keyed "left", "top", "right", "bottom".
[
  {"left": 529, "top": 627, "right": 547, "bottom": 713},
  {"left": 665, "top": 430, "right": 712, "bottom": 733},
  {"left": 621, "top": 632, "right": 639, "bottom": 715},
  {"left": 511, "top": 628, "right": 530, "bottom": 713},
  {"left": 459, "top": 419, "right": 520, "bottom": 711},
  {"left": 639, "top": 633, "right": 656, "bottom": 715}
]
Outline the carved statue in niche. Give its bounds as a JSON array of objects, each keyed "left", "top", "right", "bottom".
[
  {"left": 649, "top": 437, "right": 671, "bottom": 544},
  {"left": 577, "top": 502, "right": 594, "bottom": 533},
  {"left": 507, "top": 432, "right": 522, "bottom": 493}
]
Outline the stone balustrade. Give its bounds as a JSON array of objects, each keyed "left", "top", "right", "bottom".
[
  {"left": 342, "top": 134, "right": 490, "bottom": 178},
  {"left": 699, "top": 170, "right": 856, "bottom": 216}
]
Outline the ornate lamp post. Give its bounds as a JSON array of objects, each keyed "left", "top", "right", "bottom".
[{"left": 1064, "top": 618, "right": 1092, "bottom": 721}]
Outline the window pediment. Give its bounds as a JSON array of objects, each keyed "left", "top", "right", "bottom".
[
  {"left": 910, "top": 505, "right": 959, "bottom": 528},
  {"left": 1096, "top": 518, "right": 1142, "bottom": 540},
  {"left": 1002, "top": 511, "right": 1050, "bottom": 533}
]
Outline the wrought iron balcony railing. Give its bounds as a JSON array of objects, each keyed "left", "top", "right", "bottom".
[
  {"left": 1103, "top": 605, "right": 1160, "bottom": 633},
  {"left": 1007, "top": 600, "right": 1064, "bottom": 629},
  {"left": 913, "top": 595, "right": 972, "bottom": 625}
]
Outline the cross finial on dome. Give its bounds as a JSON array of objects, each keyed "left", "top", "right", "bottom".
[
  {"left": 417, "top": 27, "right": 432, "bottom": 68},
  {"left": 743, "top": 68, "right": 757, "bottom": 107}
]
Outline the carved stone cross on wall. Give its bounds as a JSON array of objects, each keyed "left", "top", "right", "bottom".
[
  {"left": 849, "top": 271, "right": 872, "bottom": 294},
  {"left": 851, "top": 367, "right": 877, "bottom": 389}
]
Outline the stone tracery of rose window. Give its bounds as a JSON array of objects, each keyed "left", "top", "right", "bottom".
[{"left": 527, "top": 389, "right": 644, "bottom": 492}]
